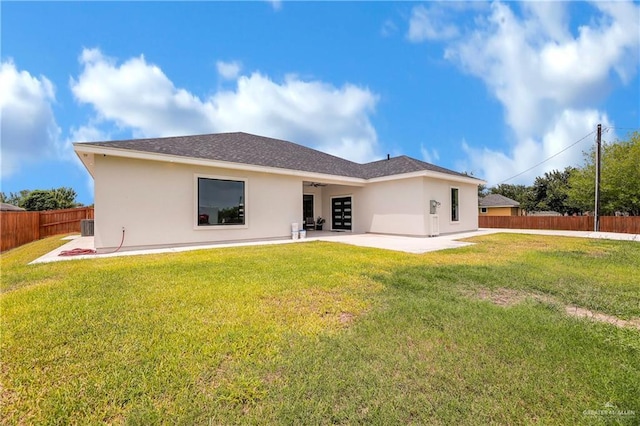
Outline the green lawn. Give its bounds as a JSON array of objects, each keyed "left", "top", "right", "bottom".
[{"left": 1, "top": 234, "right": 639, "bottom": 424}]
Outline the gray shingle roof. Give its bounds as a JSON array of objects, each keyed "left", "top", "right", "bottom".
[
  {"left": 0, "top": 203, "right": 25, "bottom": 211},
  {"left": 362, "top": 155, "right": 470, "bottom": 179},
  {"left": 479, "top": 194, "right": 520, "bottom": 207},
  {"left": 77, "top": 132, "right": 475, "bottom": 180}
]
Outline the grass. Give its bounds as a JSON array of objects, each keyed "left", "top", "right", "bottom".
[{"left": 1, "top": 233, "right": 639, "bottom": 424}]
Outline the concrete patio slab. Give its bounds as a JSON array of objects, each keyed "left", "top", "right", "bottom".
[
  {"left": 312, "top": 232, "right": 480, "bottom": 254},
  {"left": 29, "top": 228, "right": 638, "bottom": 265}
]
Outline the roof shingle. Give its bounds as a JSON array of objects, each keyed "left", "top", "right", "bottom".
[
  {"left": 479, "top": 194, "right": 520, "bottom": 207},
  {"left": 77, "top": 132, "right": 476, "bottom": 180}
]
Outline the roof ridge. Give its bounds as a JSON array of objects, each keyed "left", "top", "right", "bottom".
[
  {"left": 403, "top": 155, "right": 430, "bottom": 167},
  {"left": 480, "top": 193, "right": 520, "bottom": 206},
  {"left": 250, "top": 133, "right": 362, "bottom": 167},
  {"left": 75, "top": 131, "right": 247, "bottom": 146}
]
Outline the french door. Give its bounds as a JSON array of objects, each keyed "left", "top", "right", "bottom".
[{"left": 332, "top": 196, "right": 352, "bottom": 231}]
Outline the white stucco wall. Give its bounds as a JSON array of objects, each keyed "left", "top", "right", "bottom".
[
  {"left": 316, "top": 176, "right": 478, "bottom": 237},
  {"left": 360, "top": 177, "right": 427, "bottom": 236},
  {"left": 424, "top": 177, "right": 479, "bottom": 235},
  {"left": 92, "top": 154, "right": 480, "bottom": 249},
  {"left": 94, "top": 155, "right": 302, "bottom": 251},
  {"left": 320, "top": 185, "right": 365, "bottom": 233}
]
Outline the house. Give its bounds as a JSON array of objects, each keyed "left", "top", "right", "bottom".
[
  {"left": 74, "top": 132, "right": 485, "bottom": 253},
  {"left": 0, "top": 203, "right": 26, "bottom": 211},
  {"left": 478, "top": 194, "right": 521, "bottom": 216}
]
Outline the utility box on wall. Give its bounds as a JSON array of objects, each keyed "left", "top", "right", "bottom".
[{"left": 429, "top": 200, "right": 440, "bottom": 215}]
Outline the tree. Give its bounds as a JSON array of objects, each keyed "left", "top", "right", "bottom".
[
  {"left": 522, "top": 167, "right": 578, "bottom": 215},
  {"left": 478, "top": 184, "right": 489, "bottom": 198},
  {"left": 489, "top": 184, "right": 531, "bottom": 205},
  {"left": 3, "top": 187, "right": 81, "bottom": 211},
  {"left": 0, "top": 190, "right": 31, "bottom": 207},
  {"left": 50, "top": 187, "right": 79, "bottom": 209},
  {"left": 568, "top": 131, "right": 640, "bottom": 215},
  {"left": 22, "top": 190, "right": 60, "bottom": 211}
]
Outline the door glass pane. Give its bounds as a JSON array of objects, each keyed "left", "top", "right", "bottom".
[
  {"left": 451, "top": 188, "right": 459, "bottom": 222},
  {"left": 303, "top": 195, "right": 314, "bottom": 219}
]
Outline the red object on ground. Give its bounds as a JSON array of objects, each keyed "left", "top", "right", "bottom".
[
  {"left": 59, "top": 248, "right": 97, "bottom": 256},
  {"left": 58, "top": 229, "right": 126, "bottom": 257}
]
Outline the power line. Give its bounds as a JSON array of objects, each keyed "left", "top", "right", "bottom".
[
  {"left": 497, "top": 130, "right": 596, "bottom": 185},
  {"left": 603, "top": 126, "right": 639, "bottom": 131}
]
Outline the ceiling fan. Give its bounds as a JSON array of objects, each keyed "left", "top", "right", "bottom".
[{"left": 305, "top": 182, "right": 328, "bottom": 187}]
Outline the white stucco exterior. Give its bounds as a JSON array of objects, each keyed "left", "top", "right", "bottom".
[
  {"left": 94, "top": 155, "right": 302, "bottom": 252},
  {"left": 79, "top": 145, "right": 482, "bottom": 252},
  {"left": 362, "top": 177, "right": 426, "bottom": 235},
  {"left": 340, "top": 176, "right": 479, "bottom": 237}
]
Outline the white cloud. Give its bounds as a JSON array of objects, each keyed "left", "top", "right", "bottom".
[
  {"left": 69, "top": 124, "right": 109, "bottom": 144},
  {"left": 521, "top": 2, "right": 571, "bottom": 43},
  {"left": 381, "top": 19, "right": 398, "bottom": 38},
  {"left": 420, "top": 144, "right": 439, "bottom": 164},
  {"left": 71, "top": 48, "right": 380, "bottom": 163},
  {"left": 407, "top": 4, "right": 459, "bottom": 42},
  {"left": 461, "top": 110, "right": 612, "bottom": 185},
  {"left": 0, "top": 61, "right": 61, "bottom": 177},
  {"left": 266, "top": 0, "right": 281, "bottom": 11},
  {"left": 413, "top": 1, "right": 639, "bottom": 185},
  {"left": 216, "top": 60, "right": 242, "bottom": 80},
  {"left": 71, "top": 49, "right": 213, "bottom": 137}
]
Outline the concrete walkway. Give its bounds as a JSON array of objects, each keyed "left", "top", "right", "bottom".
[
  {"left": 30, "top": 228, "right": 639, "bottom": 264},
  {"left": 477, "top": 228, "right": 640, "bottom": 241}
]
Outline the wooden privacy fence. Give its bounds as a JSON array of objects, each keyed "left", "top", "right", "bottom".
[
  {"left": 1, "top": 207, "right": 94, "bottom": 252},
  {"left": 479, "top": 216, "right": 640, "bottom": 234}
]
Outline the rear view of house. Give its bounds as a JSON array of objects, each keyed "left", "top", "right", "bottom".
[{"left": 74, "top": 132, "right": 484, "bottom": 253}]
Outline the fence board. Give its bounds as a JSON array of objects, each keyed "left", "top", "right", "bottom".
[
  {"left": 0, "top": 212, "right": 40, "bottom": 252},
  {"left": 1, "top": 207, "right": 94, "bottom": 252},
  {"left": 600, "top": 216, "right": 640, "bottom": 234},
  {"left": 479, "top": 215, "right": 640, "bottom": 234},
  {"left": 39, "top": 207, "right": 94, "bottom": 238}
]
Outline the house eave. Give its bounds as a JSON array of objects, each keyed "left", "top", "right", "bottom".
[
  {"left": 368, "top": 170, "right": 486, "bottom": 185},
  {"left": 73, "top": 143, "right": 367, "bottom": 186},
  {"left": 75, "top": 150, "right": 96, "bottom": 178},
  {"left": 73, "top": 142, "right": 486, "bottom": 187}
]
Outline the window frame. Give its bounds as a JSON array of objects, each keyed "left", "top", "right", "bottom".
[
  {"left": 303, "top": 194, "right": 314, "bottom": 221},
  {"left": 194, "top": 174, "right": 248, "bottom": 230},
  {"left": 450, "top": 187, "right": 460, "bottom": 223},
  {"left": 480, "top": 207, "right": 488, "bottom": 214}
]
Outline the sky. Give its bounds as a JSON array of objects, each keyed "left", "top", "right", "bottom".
[{"left": 1, "top": 1, "right": 639, "bottom": 206}]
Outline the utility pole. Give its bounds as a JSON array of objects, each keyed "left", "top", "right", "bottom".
[{"left": 594, "top": 124, "right": 601, "bottom": 232}]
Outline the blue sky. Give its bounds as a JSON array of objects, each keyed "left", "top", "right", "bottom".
[{"left": 2, "top": 1, "right": 638, "bottom": 205}]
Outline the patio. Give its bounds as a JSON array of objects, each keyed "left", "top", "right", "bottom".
[
  {"left": 30, "top": 228, "right": 639, "bottom": 264},
  {"left": 29, "top": 230, "right": 493, "bottom": 264}
]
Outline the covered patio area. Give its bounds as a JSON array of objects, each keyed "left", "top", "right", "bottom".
[{"left": 302, "top": 180, "right": 361, "bottom": 233}]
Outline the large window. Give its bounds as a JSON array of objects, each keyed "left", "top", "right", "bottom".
[
  {"left": 198, "top": 177, "right": 245, "bottom": 226},
  {"left": 451, "top": 187, "right": 459, "bottom": 222}
]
